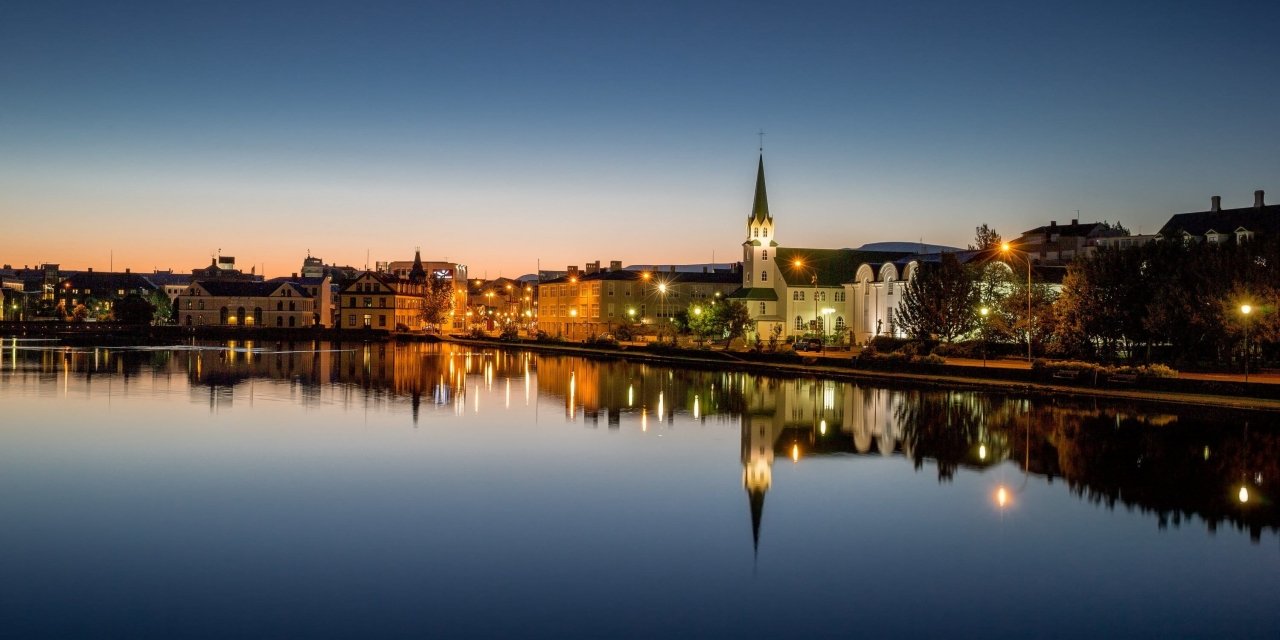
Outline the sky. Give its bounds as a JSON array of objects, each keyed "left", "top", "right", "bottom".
[{"left": 3, "top": 0, "right": 1279, "bottom": 278}]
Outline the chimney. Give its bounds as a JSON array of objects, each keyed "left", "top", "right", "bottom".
[
  {"left": 567, "top": 265, "right": 579, "bottom": 277},
  {"left": 1049, "top": 220, "right": 1057, "bottom": 228},
  {"left": 292, "top": 272, "right": 299, "bottom": 279},
  {"left": 702, "top": 266, "right": 708, "bottom": 273},
  {"left": 585, "top": 260, "right": 600, "bottom": 275},
  {"left": 87, "top": 267, "right": 93, "bottom": 273},
  {"left": 609, "top": 260, "right": 622, "bottom": 271},
  {"left": 668, "top": 264, "right": 676, "bottom": 273},
  {"left": 1070, "top": 218, "right": 1078, "bottom": 226},
  {"left": 125, "top": 267, "right": 130, "bottom": 274},
  {"left": 1255, "top": 190, "right": 1266, "bottom": 208}
]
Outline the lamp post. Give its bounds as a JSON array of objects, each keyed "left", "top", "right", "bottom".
[
  {"left": 657, "top": 282, "right": 667, "bottom": 322},
  {"left": 1241, "top": 304, "right": 1253, "bottom": 383},
  {"left": 979, "top": 306, "right": 989, "bottom": 367},
  {"left": 793, "top": 259, "right": 818, "bottom": 340},
  {"left": 1001, "top": 243, "right": 1033, "bottom": 363}
]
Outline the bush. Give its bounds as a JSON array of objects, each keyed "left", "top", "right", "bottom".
[
  {"left": 468, "top": 327, "right": 488, "bottom": 339},
  {"left": 1032, "top": 359, "right": 1179, "bottom": 379},
  {"left": 534, "top": 330, "right": 564, "bottom": 343},
  {"left": 585, "top": 334, "right": 619, "bottom": 348},
  {"left": 499, "top": 325, "right": 520, "bottom": 341}
]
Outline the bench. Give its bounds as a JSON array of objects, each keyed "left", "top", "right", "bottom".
[
  {"left": 1051, "top": 370, "right": 1082, "bottom": 381},
  {"left": 1108, "top": 373, "right": 1138, "bottom": 384}
]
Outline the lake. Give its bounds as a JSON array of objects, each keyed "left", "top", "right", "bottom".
[{"left": 1, "top": 339, "right": 1277, "bottom": 638}]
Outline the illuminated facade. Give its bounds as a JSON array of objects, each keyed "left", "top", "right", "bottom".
[
  {"left": 337, "top": 271, "right": 428, "bottom": 332},
  {"left": 176, "top": 280, "right": 320, "bottom": 327},
  {"left": 537, "top": 265, "right": 739, "bottom": 339}
]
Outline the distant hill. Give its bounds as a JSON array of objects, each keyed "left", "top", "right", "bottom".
[{"left": 853, "top": 242, "right": 963, "bottom": 254}]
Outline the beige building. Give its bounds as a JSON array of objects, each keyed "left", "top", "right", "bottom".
[
  {"left": 383, "top": 257, "right": 469, "bottom": 331},
  {"left": 337, "top": 271, "right": 427, "bottom": 332},
  {"left": 537, "top": 262, "right": 739, "bottom": 339},
  {"left": 176, "top": 280, "right": 320, "bottom": 328}
]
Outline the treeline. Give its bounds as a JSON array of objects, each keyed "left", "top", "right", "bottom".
[{"left": 895, "top": 233, "right": 1280, "bottom": 368}]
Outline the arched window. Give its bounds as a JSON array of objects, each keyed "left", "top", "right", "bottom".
[
  {"left": 288, "top": 316, "right": 296, "bottom": 327},
  {"left": 759, "top": 302, "right": 766, "bottom": 314},
  {"left": 762, "top": 250, "right": 768, "bottom": 261},
  {"left": 835, "top": 317, "right": 845, "bottom": 331},
  {"left": 236, "top": 307, "right": 246, "bottom": 325},
  {"left": 254, "top": 307, "right": 263, "bottom": 325},
  {"left": 185, "top": 315, "right": 192, "bottom": 326},
  {"left": 816, "top": 317, "right": 824, "bottom": 332},
  {"left": 219, "top": 307, "right": 229, "bottom": 324},
  {"left": 753, "top": 228, "right": 759, "bottom": 238},
  {"left": 795, "top": 316, "right": 803, "bottom": 330},
  {"left": 198, "top": 300, "right": 205, "bottom": 310},
  {"left": 761, "top": 270, "right": 768, "bottom": 282},
  {"left": 277, "top": 301, "right": 283, "bottom": 311}
]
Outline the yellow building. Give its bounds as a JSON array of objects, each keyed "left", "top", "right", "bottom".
[
  {"left": 537, "top": 264, "right": 740, "bottom": 339},
  {"left": 338, "top": 271, "right": 427, "bottom": 332}
]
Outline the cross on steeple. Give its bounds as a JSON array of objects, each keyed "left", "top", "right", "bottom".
[{"left": 757, "top": 129, "right": 765, "bottom": 152}]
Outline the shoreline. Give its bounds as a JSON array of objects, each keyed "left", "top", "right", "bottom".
[{"left": 443, "top": 336, "right": 1280, "bottom": 413}]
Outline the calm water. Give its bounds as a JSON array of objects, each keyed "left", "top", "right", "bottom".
[{"left": 1, "top": 339, "right": 1277, "bottom": 638}]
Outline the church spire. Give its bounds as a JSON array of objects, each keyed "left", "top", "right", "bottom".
[
  {"left": 409, "top": 247, "right": 426, "bottom": 283},
  {"left": 749, "top": 154, "right": 771, "bottom": 224}
]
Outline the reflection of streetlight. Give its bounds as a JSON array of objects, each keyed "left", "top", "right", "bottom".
[
  {"left": 1241, "top": 304, "right": 1253, "bottom": 383},
  {"left": 1000, "top": 242, "right": 1033, "bottom": 362},
  {"left": 995, "top": 486, "right": 1009, "bottom": 508},
  {"left": 1239, "top": 486, "right": 1250, "bottom": 503}
]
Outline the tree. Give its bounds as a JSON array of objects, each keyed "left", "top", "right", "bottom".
[
  {"left": 893, "top": 254, "right": 979, "bottom": 342},
  {"left": 711, "top": 300, "right": 752, "bottom": 347},
  {"left": 114, "top": 294, "right": 156, "bottom": 325},
  {"left": 687, "top": 306, "right": 715, "bottom": 344},
  {"left": 970, "top": 224, "right": 1003, "bottom": 251},
  {"left": 420, "top": 274, "right": 454, "bottom": 332},
  {"left": 147, "top": 290, "right": 173, "bottom": 324}
]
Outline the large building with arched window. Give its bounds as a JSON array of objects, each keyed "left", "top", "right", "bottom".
[{"left": 725, "top": 154, "right": 919, "bottom": 343}]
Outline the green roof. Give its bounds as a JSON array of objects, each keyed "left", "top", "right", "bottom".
[
  {"left": 725, "top": 287, "right": 778, "bottom": 301},
  {"left": 749, "top": 154, "right": 771, "bottom": 224},
  {"left": 775, "top": 247, "right": 913, "bottom": 287}
]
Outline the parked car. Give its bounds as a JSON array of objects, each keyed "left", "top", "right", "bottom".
[{"left": 799, "top": 338, "right": 824, "bottom": 352}]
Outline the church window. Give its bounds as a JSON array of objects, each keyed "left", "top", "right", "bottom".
[
  {"left": 795, "top": 316, "right": 803, "bottom": 330},
  {"left": 759, "top": 302, "right": 766, "bottom": 314},
  {"left": 761, "top": 271, "right": 767, "bottom": 282},
  {"left": 753, "top": 228, "right": 759, "bottom": 238},
  {"left": 887, "top": 282, "right": 894, "bottom": 295},
  {"left": 836, "top": 317, "right": 845, "bottom": 331},
  {"left": 762, "top": 250, "right": 768, "bottom": 261}
]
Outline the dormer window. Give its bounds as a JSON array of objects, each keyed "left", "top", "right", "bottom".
[
  {"left": 1206, "top": 230, "right": 1222, "bottom": 244},
  {"left": 1237, "top": 227, "right": 1254, "bottom": 243}
]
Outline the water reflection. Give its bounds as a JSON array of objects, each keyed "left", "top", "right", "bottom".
[{"left": 1, "top": 339, "right": 1275, "bottom": 546}]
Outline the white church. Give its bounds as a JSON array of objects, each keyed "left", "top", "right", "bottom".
[{"left": 726, "top": 154, "right": 965, "bottom": 344}]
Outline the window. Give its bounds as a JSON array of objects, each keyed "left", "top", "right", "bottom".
[
  {"left": 762, "top": 250, "right": 768, "bottom": 261},
  {"left": 795, "top": 316, "right": 803, "bottom": 330},
  {"left": 888, "top": 282, "right": 894, "bottom": 295},
  {"left": 277, "top": 317, "right": 283, "bottom": 327},
  {"left": 380, "top": 297, "right": 387, "bottom": 308},
  {"left": 836, "top": 317, "right": 845, "bottom": 331},
  {"left": 348, "top": 297, "right": 356, "bottom": 307},
  {"left": 836, "top": 291, "right": 845, "bottom": 302},
  {"left": 277, "top": 301, "right": 283, "bottom": 311},
  {"left": 761, "top": 271, "right": 768, "bottom": 282},
  {"left": 289, "top": 316, "right": 296, "bottom": 327},
  {"left": 793, "top": 291, "right": 804, "bottom": 301},
  {"left": 198, "top": 300, "right": 205, "bottom": 310},
  {"left": 363, "top": 297, "right": 372, "bottom": 308},
  {"left": 759, "top": 302, "right": 766, "bottom": 314},
  {"left": 348, "top": 314, "right": 356, "bottom": 325},
  {"left": 753, "top": 228, "right": 759, "bottom": 237},
  {"left": 289, "top": 301, "right": 296, "bottom": 311}
]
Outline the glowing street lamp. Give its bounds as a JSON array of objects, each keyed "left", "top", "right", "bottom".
[
  {"left": 1241, "top": 304, "right": 1253, "bottom": 383},
  {"left": 1001, "top": 242, "right": 1033, "bottom": 363},
  {"left": 979, "top": 306, "right": 990, "bottom": 367},
  {"left": 792, "top": 259, "right": 818, "bottom": 338}
]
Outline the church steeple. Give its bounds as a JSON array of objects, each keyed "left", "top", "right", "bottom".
[
  {"left": 409, "top": 248, "right": 426, "bottom": 283},
  {"left": 749, "top": 154, "right": 771, "bottom": 224}
]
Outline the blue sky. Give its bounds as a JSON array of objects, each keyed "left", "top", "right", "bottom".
[{"left": 3, "top": 0, "right": 1278, "bottom": 276}]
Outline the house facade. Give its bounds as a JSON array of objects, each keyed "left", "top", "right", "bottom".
[
  {"left": 175, "top": 280, "right": 317, "bottom": 328},
  {"left": 337, "top": 271, "right": 427, "bottom": 332}
]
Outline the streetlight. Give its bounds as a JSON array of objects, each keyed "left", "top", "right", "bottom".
[
  {"left": 1000, "top": 242, "right": 1033, "bottom": 363},
  {"left": 1241, "top": 304, "right": 1253, "bottom": 383},
  {"left": 793, "top": 259, "right": 818, "bottom": 340},
  {"left": 979, "top": 306, "right": 990, "bottom": 367},
  {"left": 657, "top": 282, "right": 668, "bottom": 322}
]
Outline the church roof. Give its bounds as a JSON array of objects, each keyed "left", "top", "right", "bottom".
[
  {"left": 776, "top": 248, "right": 913, "bottom": 287},
  {"left": 725, "top": 287, "right": 778, "bottom": 301},
  {"left": 749, "top": 154, "right": 771, "bottom": 225}
]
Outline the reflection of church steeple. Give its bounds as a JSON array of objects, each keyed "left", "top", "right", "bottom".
[
  {"left": 748, "top": 485, "right": 765, "bottom": 555},
  {"left": 743, "top": 413, "right": 775, "bottom": 558}
]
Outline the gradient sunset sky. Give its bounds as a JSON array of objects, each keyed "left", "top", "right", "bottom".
[{"left": 3, "top": 1, "right": 1279, "bottom": 278}]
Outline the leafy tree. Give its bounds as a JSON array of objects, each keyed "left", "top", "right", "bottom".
[
  {"left": 114, "top": 294, "right": 156, "bottom": 325},
  {"left": 893, "top": 254, "right": 979, "bottom": 342},
  {"left": 687, "top": 306, "right": 716, "bottom": 344},
  {"left": 711, "top": 300, "right": 752, "bottom": 346},
  {"left": 969, "top": 224, "right": 1003, "bottom": 251},
  {"left": 147, "top": 290, "right": 173, "bottom": 324},
  {"left": 420, "top": 274, "right": 454, "bottom": 332},
  {"left": 71, "top": 303, "right": 89, "bottom": 322}
]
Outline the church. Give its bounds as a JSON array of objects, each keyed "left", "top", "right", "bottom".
[{"left": 726, "top": 154, "right": 936, "bottom": 344}]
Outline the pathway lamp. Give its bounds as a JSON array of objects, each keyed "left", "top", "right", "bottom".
[
  {"left": 792, "top": 259, "right": 818, "bottom": 337},
  {"left": 1241, "top": 304, "right": 1253, "bottom": 383},
  {"left": 1000, "top": 243, "right": 1033, "bottom": 363},
  {"left": 979, "top": 306, "right": 990, "bottom": 367}
]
